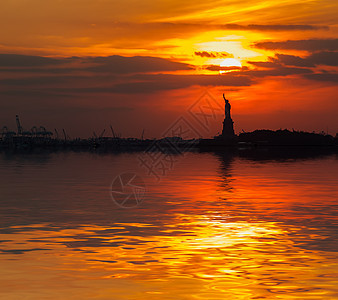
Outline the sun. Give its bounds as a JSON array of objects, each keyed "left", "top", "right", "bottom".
[{"left": 220, "top": 58, "right": 242, "bottom": 68}]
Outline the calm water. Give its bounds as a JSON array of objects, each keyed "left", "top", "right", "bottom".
[{"left": 0, "top": 150, "right": 337, "bottom": 299}]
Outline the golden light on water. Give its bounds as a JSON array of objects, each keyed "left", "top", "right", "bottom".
[
  {"left": 0, "top": 149, "right": 337, "bottom": 299},
  {"left": 0, "top": 216, "right": 335, "bottom": 299}
]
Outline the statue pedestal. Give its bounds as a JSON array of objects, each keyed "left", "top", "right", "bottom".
[{"left": 221, "top": 118, "right": 235, "bottom": 138}]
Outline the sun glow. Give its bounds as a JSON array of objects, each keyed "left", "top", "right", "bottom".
[
  {"left": 220, "top": 58, "right": 242, "bottom": 68},
  {"left": 219, "top": 58, "right": 242, "bottom": 74}
]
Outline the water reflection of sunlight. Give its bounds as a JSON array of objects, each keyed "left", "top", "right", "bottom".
[
  {"left": 163, "top": 216, "right": 284, "bottom": 250},
  {"left": 2, "top": 216, "right": 336, "bottom": 299},
  {"left": 1, "top": 153, "right": 338, "bottom": 299}
]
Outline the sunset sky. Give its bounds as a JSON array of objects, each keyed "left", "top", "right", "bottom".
[{"left": 1, "top": 0, "right": 337, "bottom": 138}]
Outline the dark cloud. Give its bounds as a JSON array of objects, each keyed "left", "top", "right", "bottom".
[
  {"left": 0, "top": 76, "right": 81, "bottom": 86},
  {"left": 217, "top": 60, "right": 314, "bottom": 77},
  {"left": 0, "top": 89, "right": 74, "bottom": 98},
  {"left": 247, "top": 51, "right": 338, "bottom": 76},
  {"left": 309, "top": 51, "right": 338, "bottom": 66},
  {"left": 194, "top": 51, "right": 233, "bottom": 58},
  {"left": 206, "top": 65, "right": 246, "bottom": 71},
  {"left": 0, "top": 66, "right": 79, "bottom": 74},
  {"left": 47, "top": 73, "right": 251, "bottom": 94},
  {"left": 195, "top": 51, "right": 215, "bottom": 58},
  {"left": 248, "top": 53, "right": 338, "bottom": 83},
  {"left": 86, "top": 55, "right": 192, "bottom": 74},
  {"left": 0, "top": 54, "right": 250, "bottom": 97},
  {"left": 304, "top": 73, "right": 338, "bottom": 83},
  {"left": 124, "top": 22, "right": 328, "bottom": 33},
  {"left": 271, "top": 52, "right": 338, "bottom": 67},
  {"left": 237, "top": 66, "right": 313, "bottom": 78},
  {"left": 221, "top": 24, "right": 328, "bottom": 31},
  {"left": 110, "top": 74, "right": 251, "bottom": 93},
  {"left": 0, "top": 52, "right": 251, "bottom": 95},
  {"left": 0, "top": 54, "right": 192, "bottom": 74},
  {"left": 247, "top": 61, "right": 281, "bottom": 68},
  {"left": 0, "top": 54, "right": 63, "bottom": 67},
  {"left": 272, "top": 54, "right": 314, "bottom": 67},
  {"left": 253, "top": 39, "right": 338, "bottom": 51},
  {"left": 2, "top": 52, "right": 336, "bottom": 98},
  {"left": 0, "top": 73, "right": 251, "bottom": 95}
]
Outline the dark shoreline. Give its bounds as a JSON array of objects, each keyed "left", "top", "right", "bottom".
[
  {"left": 1, "top": 129, "right": 337, "bottom": 156},
  {"left": 1, "top": 139, "right": 337, "bottom": 164}
]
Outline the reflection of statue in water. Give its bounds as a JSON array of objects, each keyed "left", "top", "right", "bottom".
[
  {"left": 214, "top": 150, "right": 235, "bottom": 192},
  {"left": 221, "top": 93, "right": 235, "bottom": 138}
]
